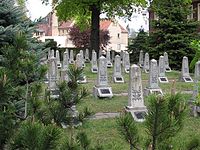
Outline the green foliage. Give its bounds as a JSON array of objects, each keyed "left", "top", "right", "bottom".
[
  {"left": 128, "top": 28, "right": 149, "bottom": 63},
  {"left": 145, "top": 94, "right": 186, "bottom": 149},
  {"left": 190, "top": 40, "right": 200, "bottom": 71},
  {"left": 117, "top": 112, "right": 140, "bottom": 150},
  {"left": 52, "top": 0, "right": 146, "bottom": 29},
  {"left": 9, "top": 121, "right": 63, "bottom": 150},
  {"left": 186, "top": 137, "right": 200, "bottom": 150},
  {"left": 148, "top": 0, "right": 199, "bottom": 70},
  {"left": 76, "top": 132, "right": 91, "bottom": 150}
]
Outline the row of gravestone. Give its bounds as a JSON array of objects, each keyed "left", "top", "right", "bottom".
[{"left": 46, "top": 49, "right": 200, "bottom": 121}]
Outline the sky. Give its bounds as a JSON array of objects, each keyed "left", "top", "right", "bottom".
[{"left": 26, "top": 0, "right": 149, "bottom": 32}]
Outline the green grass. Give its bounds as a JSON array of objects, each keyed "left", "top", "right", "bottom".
[{"left": 67, "top": 63, "right": 200, "bottom": 149}]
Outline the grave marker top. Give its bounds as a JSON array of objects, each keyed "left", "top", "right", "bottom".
[
  {"left": 139, "top": 50, "right": 144, "bottom": 67},
  {"left": 164, "top": 52, "right": 171, "bottom": 70},
  {"left": 76, "top": 53, "right": 82, "bottom": 69},
  {"left": 181, "top": 56, "right": 190, "bottom": 77},
  {"left": 63, "top": 50, "right": 69, "bottom": 69},
  {"left": 149, "top": 59, "right": 159, "bottom": 89},
  {"left": 97, "top": 56, "right": 108, "bottom": 86},
  {"left": 113, "top": 55, "right": 122, "bottom": 77},
  {"left": 158, "top": 56, "right": 165, "bottom": 77},
  {"left": 144, "top": 53, "right": 149, "bottom": 71},
  {"left": 128, "top": 64, "right": 145, "bottom": 108},
  {"left": 195, "top": 61, "right": 200, "bottom": 81}
]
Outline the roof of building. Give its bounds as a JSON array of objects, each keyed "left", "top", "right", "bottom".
[{"left": 100, "top": 20, "right": 128, "bottom": 33}]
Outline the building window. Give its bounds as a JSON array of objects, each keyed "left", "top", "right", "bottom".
[
  {"left": 187, "top": 5, "right": 193, "bottom": 20},
  {"left": 117, "top": 33, "right": 120, "bottom": 39},
  {"left": 198, "top": 3, "right": 200, "bottom": 21},
  {"left": 117, "top": 44, "right": 121, "bottom": 50}
]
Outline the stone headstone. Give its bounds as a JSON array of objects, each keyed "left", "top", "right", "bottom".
[
  {"left": 48, "top": 57, "right": 58, "bottom": 90},
  {"left": 76, "top": 53, "right": 87, "bottom": 83},
  {"left": 144, "top": 59, "right": 163, "bottom": 96},
  {"left": 106, "top": 50, "right": 112, "bottom": 67},
  {"left": 60, "top": 50, "right": 69, "bottom": 82},
  {"left": 192, "top": 61, "right": 200, "bottom": 101},
  {"left": 143, "top": 53, "right": 149, "bottom": 73},
  {"left": 111, "top": 50, "right": 115, "bottom": 63},
  {"left": 124, "top": 52, "right": 130, "bottom": 73},
  {"left": 63, "top": 50, "right": 69, "bottom": 70},
  {"left": 76, "top": 53, "right": 82, "bottom": 69},
  {"left": 56, "top": 50, "right": 62, "bottom": 69},
  {"left": 158, "top": 56, "right": 169, "bottom": 83},
  {"left": 85, "top": 48, "right": 90, "bottom": 62},
  {"left": 122, "top": 51, "right": 126, "bottom": 67},
  {"left": 164, "top": 52, "right": 171, "bottom": 72},
  {"left": 69, "top": 50, "right": 74, "bottom": 64},
  {"left": 126, "top": 64, "right": 147, "bottom": 122},
  {"left": 139, "top": 50, "right": 144, "bottom": 68},
  {"left": 80, "top": 50, "right": 85, "bottom": 68},
  {"left": 91, "top": 50, "right": 98, "bottom": 73},
  {"left": 180, "top": 56, "right": 193, "bottom": 82},
  {"left": 113, "top": 55, "right": 124, "bottom": 83},
  {"left": 93, "top": 56, "right": 113, "bottom": 98}
]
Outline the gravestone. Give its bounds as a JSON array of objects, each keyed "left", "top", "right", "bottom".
[
  {"left": 158, "top": 56, "right": 169, "bottom": 83},
  {"left": 124, "top": 52, "right": 130, "bottom": 73},
  {"left": 111, "top": 50, "right": 115, "bottom": 63},
  {"left": 80, "top": 50, "right": 85, "bottom": 68},
  {"left": 48, "top": 56, "right": 59, "bottom": 98},
  {"left": 69, "top": 50, "right": 74, "bottom": 64},
  {"left": 192, "top": 61, "right": 200, "bottom": 117},
  {"left": 139, "top": 50, "right": 144, "bottom": 68},
  {"left": 85, "top": 48, "right": 90, "bottom": 62},
  {"left": 180, "top": 56, "right": 193, "bottom": 82},
  {"left": 63, "top": 50, "right": 69, "bottom": 69},
  {"left": 106, "top": 50, "right": 113, "bottom": 67},
  {"left": 192, "top": 61, "right": 200, "bottom": 102},
  {"left": 164, "top": 52, "right": 171, "bottom": 72},
  {"left": 143, "top": 53, "right": 149, "bottom": 73},
  {"left": 91, "top": 50, "right": 98, "bottom": 73},
  {"left": 144, "top": 59, "right": 163, "bottom": 96},
  {"left": 113, "top": 55, "right": 124, "bottom": 83},
  {"left": 126, "top": 64, "right": 147, "bottom": 122},
  {"left": 60, "top": 50, "right": 69, "bottom": 82},
  {"left": 93, "top": 56, "right": 113, "bottom": 98},
  {"left": 56, "top": 50, "right": 62, "bottom": 69},
  {"left": 122, "top": 51, "right": 126, "bottom": 67},
  {"left": 120, "top": 50, "right": 124, "bottom": 63},
  {"left": 76, "top": 53, "right": 87, "bottom": 83}
]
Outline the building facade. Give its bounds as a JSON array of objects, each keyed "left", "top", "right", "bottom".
[{"left": 35, "top": 12, "right": 128, "bottom": 51}]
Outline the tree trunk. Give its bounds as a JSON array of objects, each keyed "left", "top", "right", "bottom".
[{"left": 90, "top": 2, "right": 100, "bottom": 59}]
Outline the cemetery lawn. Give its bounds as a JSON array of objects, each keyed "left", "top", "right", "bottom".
[{"left": 66, "top": 64, "right": 200, "bottom": 149}]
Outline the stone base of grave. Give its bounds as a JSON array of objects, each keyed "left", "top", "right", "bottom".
[
  {"left": 82, "top": 63, "right": 85, "bottom": 68},
  {"left": 125, "top": 106, "right": 147, "bottom": 122},
  {"left": 69, "top": 60, "right": 74, "bottom": 64},
  {"left": 144, "top": 88, "right": 163, "bottom": 96},
  {"left": 91, "top": 67, "right": 98, "bottom": 73},
  {"left": 158, "top": 77, "right": 169, "bottom": 83},
  {"left": 48, "top": 88, "right": 60, "bottom": 99},
  {"left": 57, "top": 63, "right": 62, "bottom": 69},
  {"left": 85, "top": 59, "right": 90, "bottom": 63},
  {"left": 180, "top": 76, "right": 193, "bottom": 83},
  {"left": 124, "top": 68, "right": 130, "bottom": 73},
  {"left": 113, "top": 76, "right": 124, "bottom": 83},
  {"left": 165, "top": 67, "right": 171, "bottom": 72},
  {"left": 77, "top": 76, "right": 87, "bottom": 84},
  {"left": 107, "top": 62, "right": 113, "bottom": 68},
  {"left": 93, "top": 86, "right": 113, "bottom": 98},
  {"left": 144, "top": 69, "right": 149, "bottom": 73}
]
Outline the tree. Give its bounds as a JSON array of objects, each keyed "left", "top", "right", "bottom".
[
  {"left": 42, "top": 0, "right": 146, "bottom": 57},
  {"left": 69, "top": 25, "right": 110, "bottom": 50},
  {"left": 145, "top": 94, "right": 186, "bottom": 149},
  {"left": 128, "top": 28, "right": 149, "bottom": 63},
  {"left": 117, "top": 112, "right": 140, "bottom": 150},
  {"left": 148, "top": 0, "right": 199, "bottom": 70}
]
